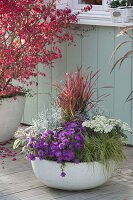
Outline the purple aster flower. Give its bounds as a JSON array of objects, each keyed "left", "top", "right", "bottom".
[
  {"left": 58, "top": 131, "right": 65, "bottom": 138},
  {"left": 70, "top": 141, "right": 76, "bottom": 146},
  {"left": 63, "top": 138, "right": 69, "bottom": 144},
  {"left": 39, "top": 141, "right": 48, "bottom": 148},
  {"left": 75, "top": 135, "right": 81, "bottom": 141},
  {"left": 47, "top": 130, "right": 54, "bottom": 135},
  {"left": 59, "top": 143, "right": 65, "bottom": 150},
  {"left": 68, "top": 144, "right": 73, "bottom": 150},
  {"left": 28, "top": 153, "right": 35, "bottom": 160},
  {"left": 55, "top": 151, "right": 62, "bottom": 157},
  {"left": 48, "top": 152, "right": 55, "bottom": 158},
  {"left": 34, "top": 142, "right": 40, "bottom": 149},
  {"left": 43, "top": 142, "right": 48, "bottom": 147},
  {"left": 42, "top": 130, "right": 54, "bottom": 137},
  {"left": 44, "top": 149, "right": 48, "bottom": 155},
  {"left": 63, "top": 150, "right": 74, "bottom": 161},
  {"left": 38, "top": 150, "right": 44, "bottom": 159},
  {"left": 75, "top": 143, "right": 81, "bottom": 150},
  {"left": 50, "top": 145, "right": 58, "bottom": 151},
  {"left": 29, "top": 137, "right": 35, "bottom": 143},
  {"left": 28, "top": 143, "right": 34, "bottom": 148},
  {"left": 57, "top": 157, "right": 63, "bottom": 163},
  {"left": 61, "top": 171, "right": 66, "bottom": 177},
  {"left": 42, "top": 131, "right": 48, "bottom": 138},
  {"left": 64, "top": 121, "right": 78, "bottom": 128},
  {"left": 65, "top": 130, "right": 74, "bottom": 136}
]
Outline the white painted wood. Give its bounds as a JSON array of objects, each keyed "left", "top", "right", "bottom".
[
  {"left": 52, "top": 42, "right": 67, "bottom": 99},
  {"left": 97, "top": 26, "right": 115, "bottom": 116},
  {"left": 78, "top": 19, "right": 133, "bottom": 26},
  {"left": 114, "top": 28, "right": 132, "bottom": 143}
]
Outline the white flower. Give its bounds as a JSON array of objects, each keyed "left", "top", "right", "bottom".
[
  {"left": 103, "top": 124, "right": 114, "bottom": 133},
  {"left": 82, "top": 121, "right": 89, "bottom": 127},
  {"left": 82, "top": 115, "right": 131, "bottom": 134},
  {"left": 121, "top": 122, "right": 132, "bottom": 132}
]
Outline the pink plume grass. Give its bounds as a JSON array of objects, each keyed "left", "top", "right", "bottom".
[{"left": 55, "top": 66, "right": 99, "bottom": 121}]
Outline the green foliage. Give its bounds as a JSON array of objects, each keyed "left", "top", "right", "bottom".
[
  {"left": 110, "top": 0, "right": 129, "bottom": 8},
  {"left": 13, "top": 138, "right": 21, "bottom": 149},
  {"left": 110, "top": 0, "right": 120, "bottom": 8},
  {"left": 82, "top": 133, "right": 126, "bottom": 167}
]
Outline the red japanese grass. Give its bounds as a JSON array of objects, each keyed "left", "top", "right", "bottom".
[{"left": 55, "top": 67, "right": 101, "bottom": 122}]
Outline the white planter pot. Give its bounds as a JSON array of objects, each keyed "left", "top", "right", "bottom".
[
  {"left": 109, "top": 7, "right": 132, "bottom": 23},
  {"left": 0, "top": 96, "right": 25, "bottom": 143},
  {"left": 31, "top": 159, "right": 116, "bottom": 190}
]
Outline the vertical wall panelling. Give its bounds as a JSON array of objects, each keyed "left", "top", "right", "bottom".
[
  {"left": 114, "top": 28, "right": 132, "bottom": 143},
  {"left": 66, "top": 25, "right": 82, "bottom": 72},
  {"left": 81, "top": 25, "right": 97, "bottom": 71},
  {"left": 23, "top": 76, "right": 38, "bottom": 124},
  {"left": 52, "top": 42, "right": 67, "bottom": 100},
  {"left": 131, "top": 30, "right": 133, "bottom": 144},
  {"left": 97, "top": 26, "right": 115, "bottom": 116},
  {"left": 38, "top": 64, "right": 52, "bottom": 113},
  {"left": 81, "top": 25, "right": 98, "bottom": 105}
]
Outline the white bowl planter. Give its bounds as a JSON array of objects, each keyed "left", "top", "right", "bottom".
[
  {"left": 31, "top": 159, "right": 116, "bottom": 190},
  {"left": 109, "top": 7, "right": 132, "bottom": 23},
  {"left": 0, "top": 96, "right": 25, "bottom": 143}
]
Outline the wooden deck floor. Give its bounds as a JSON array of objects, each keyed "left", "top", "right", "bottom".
[{"left": 0, "top": 142, "right": 133, "bottom": 200}]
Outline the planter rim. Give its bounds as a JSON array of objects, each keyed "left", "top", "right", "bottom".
[
  {"left": 32, "top": 157, "right": 114, "bottom": 166},
  {"left": 109, "top": 6, "right": 132, "bottom": 10},
  {"left": 0, "top": 92, "right": 26, "bottom": 100},
  {"left": 0, "top": 95, "right": 25, "bottom": 101}
]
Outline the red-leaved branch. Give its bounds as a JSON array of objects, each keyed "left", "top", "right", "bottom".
[{"left": 0, "top": 0, "right": 92, "bottom": 97}]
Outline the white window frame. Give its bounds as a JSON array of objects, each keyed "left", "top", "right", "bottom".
[
  {"left": 56, "top": 0, "right": 133, "bottom": 26},
  {"left": 56, "top": 0, "right": 111, "bottom": 22},
  {"left": 71, "top": 0, "right": 105, "bottom": 11}
]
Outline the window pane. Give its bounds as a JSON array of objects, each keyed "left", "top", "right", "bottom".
[{"left": 78, "top": 0, "right": 102, "bottom": 5}]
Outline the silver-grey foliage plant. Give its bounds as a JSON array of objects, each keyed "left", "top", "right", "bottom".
[
  {"left": 13, "top": 105, "right": 62, "bottom": 149},
  {"left": 32, "top": 105, "right": 62, "bottom": 132}
]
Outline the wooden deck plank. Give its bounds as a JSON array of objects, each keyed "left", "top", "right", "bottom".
[
  {"left": 0, "top": 142, "right": 133, "bottom": 200},
  {"left": 13, "top": 183, "right": 132, "bottom": 200},
  {"left": 0, "top": 196, "right": 20, "bottom": 200}
]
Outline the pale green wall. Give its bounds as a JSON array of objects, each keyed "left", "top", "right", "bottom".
[{"left": 23, "top": 25, "right": 133, "bottom": 144}]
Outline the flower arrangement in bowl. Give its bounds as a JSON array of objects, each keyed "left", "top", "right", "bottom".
[
  {"left": 108, "top": 0, "right": 132, "bottom": 22},
  {"left": 14, "top": 67, "right": 131, "bottom": 190}
]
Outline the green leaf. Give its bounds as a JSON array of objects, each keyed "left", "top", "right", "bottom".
[{"left": 13, "top": 139, "right": 21, "bottom": 149}]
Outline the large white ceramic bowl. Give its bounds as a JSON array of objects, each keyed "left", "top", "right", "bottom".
[
  {"left": 0, "top": 96, "right": 25, "bottom": 143},
  {"left": 31, "top": 159, "right": 116, "bottom": 190}
]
